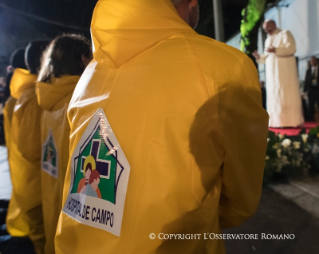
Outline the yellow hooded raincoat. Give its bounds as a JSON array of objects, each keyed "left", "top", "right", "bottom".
[
  {"left": 36, "top": 76, "right": 79, "bottom": 254},
  {"left": 55, "top": 0, "right": 269, "bottom": 253},
  {"left": 6, "top": 68, "right": 45, "bottom": 254},
  {"left": 3, "top": 96, "right": 17, "bottom": 156}
]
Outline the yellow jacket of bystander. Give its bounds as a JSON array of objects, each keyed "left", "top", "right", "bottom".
[
  {"left": 6, "top": 68, "right": 45, "bottom": 254},
  {"left": 36, "top": 75, "right": 79, "bottom": 254},
  {"left": 3, "top": 96, "right": 17, "bottom": 157},
  {"left": 55, "top": 0, "right": 269, "bottom": 253}
]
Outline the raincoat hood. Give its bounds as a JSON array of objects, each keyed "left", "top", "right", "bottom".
[
  {"left": 10, "top": 68, "right": 37, "bottom": 99},
  {"left": 36, "top": 76, "right": 80, "bottom": 111},
  {"left": 91, "top": 0, "right": 195, "bottom": 67}
]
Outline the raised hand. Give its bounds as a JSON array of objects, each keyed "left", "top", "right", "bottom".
[{"left": 252, "top": 50, "right": 260, "bottom": 60}]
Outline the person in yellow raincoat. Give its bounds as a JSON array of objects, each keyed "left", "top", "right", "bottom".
[
  {"left": 6, "top": 40, "right": 49, "bottom": 254},
  {"left": 55, "top": 0, "right": 269, "bottom": 253},
  {"left": 3, "top": 95, "right": 16, "bottom": 155},
  {"left": 36, "top": 34, "right": 92, "bottom": 254},
  {"left": 3, "top": 48, "right": 27, "bottom": 154}
]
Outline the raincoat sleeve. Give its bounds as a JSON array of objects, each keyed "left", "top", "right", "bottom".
[
  {"left": 10, "top": 92, "right": 44, "bottom": 254},
  {"left": 218, "top": 57, "right": 269, "bottom": 228},
  {"left": 275, "top": 30, "right": 296, "bottom": 57},
  {"left": 256, "top": 37, "right": 270, "bottom": 64},
  {"left": 15, "top": 95, "right": 42, "bottom": 161},
  {"left": 3, "top": 96, "right": 17, "bottom": 153}
]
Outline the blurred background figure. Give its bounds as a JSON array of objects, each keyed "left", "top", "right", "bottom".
[
  {"left": 4, "top": 48, "right": 27, "bottom": 103},
  {"left": 5, "top": 40, "right": 49, "bottom": 254},
  {"left": 304, "top": 56, "right": 319, "bottom": 122},
  {"left": 0, "top": 48, "right": 27, "bottom": 145},
  {"left": 260, "top": 80, "right": 266, "bottom": 110},
  {"left": 253, "top": 19, "right": 304, "bottom": 128},
  {"left": 36, "top": 34, "right": 92, "bottom": 254}
]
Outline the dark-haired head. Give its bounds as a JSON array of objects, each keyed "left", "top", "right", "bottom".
[
  {"left": 25, "top": 40, "right": 50, "bottom": 74},
  {"left": 38, "top": 34, "right": 92, "bottom": 82},
  {"left": 9, "top": 48, "right": 27, "bottom": 69},
  {"left": 4, "top": 48, "right": 27, "bottom": 99}
]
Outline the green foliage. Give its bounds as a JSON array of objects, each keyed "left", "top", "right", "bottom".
[{"left": 240, "top": 0, "right": 267, "bottom": 53}]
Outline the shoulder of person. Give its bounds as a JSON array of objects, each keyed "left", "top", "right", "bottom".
[
  {"left": 280, "top": 29, "right": 294, "bottom": 36},
  {"left": 184, "top": 33, "right": 249, "bottom": 66}
]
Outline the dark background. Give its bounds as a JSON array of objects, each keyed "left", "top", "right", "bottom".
[{"left": 0, "top": 0, "right": 249, "bottom": 75}]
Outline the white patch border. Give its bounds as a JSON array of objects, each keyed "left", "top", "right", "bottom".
[
  {"left": 41, "top": 128, "right": 58, "bottom": 179},
  {"left": 62, "top": 108, "right": 131, "bottom": 236}
]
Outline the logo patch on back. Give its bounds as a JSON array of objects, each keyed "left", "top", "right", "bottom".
[
  {"left": 62, "top": 109, "right": 130, "bottom": 236},
  {"left": 42, "top": 129, "right": 58, "bottom": 178}
]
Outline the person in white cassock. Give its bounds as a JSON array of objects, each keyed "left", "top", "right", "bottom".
[{"left": 253, "top": 19, "right": 304, "bottom": 128}]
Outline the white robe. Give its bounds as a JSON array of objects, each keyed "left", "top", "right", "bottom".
[{"left": 258, "top": 29, "right": 304, "bottom": 127}]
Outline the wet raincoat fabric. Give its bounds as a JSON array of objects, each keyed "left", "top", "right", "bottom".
[
  {"left": 3, "top": 96, "right": 17, "bottom": 156},
  {"left": 6, "top": 68, "right": 45, "bottom": 254},
  {"left": 55, "top": 0, "right": 269, "bottom": 253},
  {"left": 36, "top": 75, "right": 79, "bottom": 254}
]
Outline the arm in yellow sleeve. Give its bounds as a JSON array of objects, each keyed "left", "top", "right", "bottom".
[{"left": 218, "top": 58, "right": 269, "bottom": 228}]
